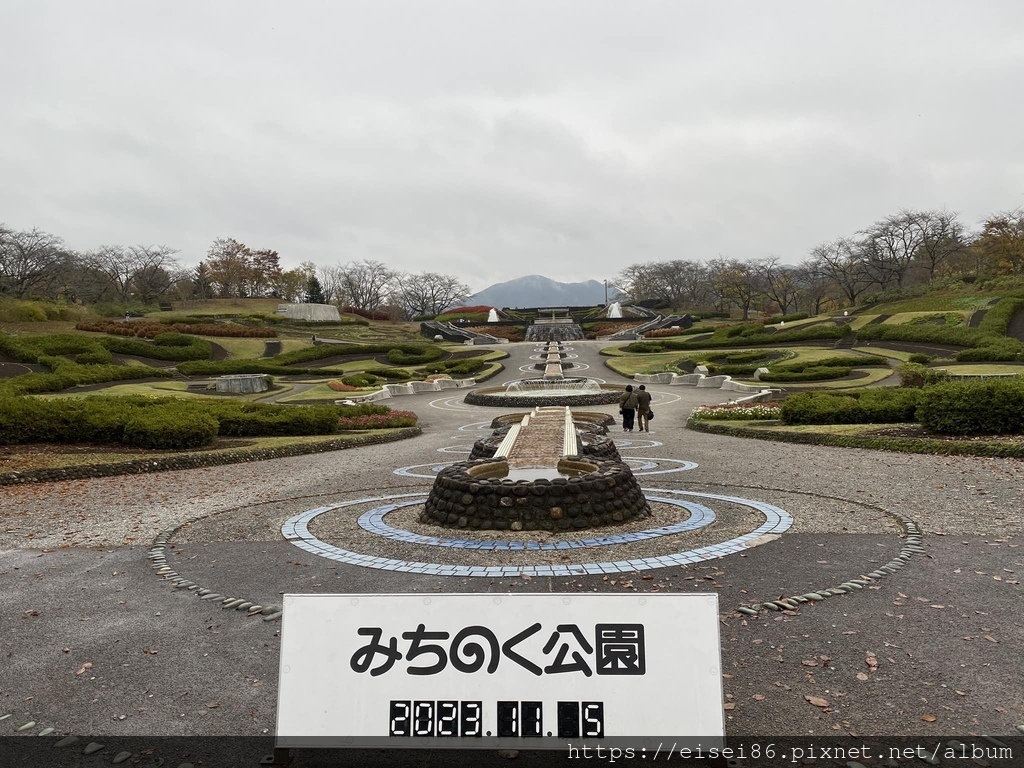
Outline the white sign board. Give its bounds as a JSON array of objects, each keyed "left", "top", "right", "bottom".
[{"left": 276, "top": 593, "right": 724, "bottom": 750}]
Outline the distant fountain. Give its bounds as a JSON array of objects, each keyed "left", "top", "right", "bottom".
[
  {"left": 464, "top": 340, "right": 622, "bottom": 407},
  {"left": 607, "top": 301, "right": 622, "bottom": 318},
  {"left": 505, "top": 379, "right": 602, "bottom": 395},
  {"left": 487, "top": 308, "right": 499, "bottom": 322}
]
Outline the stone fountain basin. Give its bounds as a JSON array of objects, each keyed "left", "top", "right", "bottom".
[
  {"left": 464, "top": 384, "right": 622, "bottom": 408},
  {"left": 421, "top": 456, "right": 651, "bottom": 531}
]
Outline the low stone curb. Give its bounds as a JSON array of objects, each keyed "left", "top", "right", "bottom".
[
  {"left": 0, "top": 427, "right": 423, "bottom": 487},
  {"left": 148, "top": 518, "right": 283, "bottom": 622},
  {"left": 686, "top": 418, "right": 1024, "bottom": 459}
]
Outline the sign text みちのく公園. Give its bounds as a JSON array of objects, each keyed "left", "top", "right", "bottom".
[{"left": 275, "top": 593, "right": 724, "bottom": 750}]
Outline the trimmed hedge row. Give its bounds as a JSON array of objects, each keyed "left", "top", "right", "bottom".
[
  {"left": 0, "top": 331, "right": 212, "bottom": 363},
  {"left": 386, "top": 346, "right": 445, "bottom": 365},
  {"left": 422, "top": 359, "right": 487, "bottom": 376},
  {"left": 0, "top": 358, "right": 172, "bottom": 396},
  {"left": 780, "top": 389, "right": 923, "bottom": 425},
  {"left": 0, "top": 395, "right": 405, "bottom": 449},
  {"left": 857, "top": 317, "right": 1024, "bottom": 362},
  {"left": 917, "top": 379, "right": 1024, "bottom": 435},
  {"left": 76, "top": 320, "right": 276, "bottom": 338},
  {"left": 781, "top": 379, "right": 1024, "bottom": 435},
  {"left": 179, "top": 341, "right": 445, "bottom": 375},
  {"left": 622, "top": 323, "right": 849, "bottom": 352},
  {"left": 686, "top": 418, "right": 1024, "bottom": 459},
  {"left": 759, "top": 365, "right": 852, "bottom": 382}
]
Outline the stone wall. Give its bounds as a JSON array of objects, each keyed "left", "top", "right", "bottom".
[{"left": 421, "top": 457, "right": 651, "bottom": 531}]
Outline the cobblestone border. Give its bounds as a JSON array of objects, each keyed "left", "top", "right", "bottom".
[{"left": 0, "top": 427, "right": 422, "bottom": 486}]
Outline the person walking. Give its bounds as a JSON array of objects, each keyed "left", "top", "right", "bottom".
[
  {"left": 618, "top": 384, "right": 639, "bottom": 432},
  {"left": 636, "top": 384, "right": 653, "bottom": 433}
]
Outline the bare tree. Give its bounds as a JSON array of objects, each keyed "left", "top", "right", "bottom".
[
  {"left": 793, "top": 258, "right": 837, "bottom": 315},
  {"left": 751, "top": 256, "right": 800, "bottom": 315},
  {"left": 914, "top": 209, "right": 966, "bottom": 279},
  {"left": 707, "top": 257, "right": 763, "bottom": 320},
  {"left": 0, "top": 226, "right": 68, "bottom": 298},
  {"left": 859, "top": 209, "right": 934, "bottom": 290},
  {"left": 396, "top": 272, "right": 471, "bottom": 317},
  {"left": 340, "top": 259, "right": 397, "bottom": 311},
  {"left": 809, "top": 238, "right": 872, "bottom": 307}
]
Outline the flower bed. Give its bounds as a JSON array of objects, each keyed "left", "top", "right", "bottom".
[{"left": 690, "top": 403, "right": 781, "bottom": 421}]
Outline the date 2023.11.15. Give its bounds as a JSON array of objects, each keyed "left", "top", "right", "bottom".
[{"left": 389, "top": 700, "right": 605, "bottom": 738}]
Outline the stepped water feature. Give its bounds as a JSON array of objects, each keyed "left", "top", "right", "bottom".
[
  {"left": 464, "top": 341, "right": 622, "bottom": 407},
  {"left": 422, "top": 405, "right": 651, "bottom": 531}
]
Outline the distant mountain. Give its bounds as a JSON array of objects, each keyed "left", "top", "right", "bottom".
[{"left": 466, "top": 275, "right": 619, "bottom": 309}]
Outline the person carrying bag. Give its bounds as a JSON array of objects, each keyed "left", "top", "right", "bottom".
[
  {"left": 619, "top": 384, "right": 639, "bottom": 432},
  {"left": 636, "top": 384, "right": 653, "bottom": 433}
]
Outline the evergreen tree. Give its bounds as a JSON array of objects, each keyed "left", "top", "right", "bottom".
[{"left": 305, "top": 274, "right": 326, "bottom": 304}]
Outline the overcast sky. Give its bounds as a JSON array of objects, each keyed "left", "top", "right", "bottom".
[{"left": 4, "top": 1, "right": 1023, "bottom": 293}]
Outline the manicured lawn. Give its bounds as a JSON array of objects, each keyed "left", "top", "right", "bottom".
[
  {"left": 865, "top": 292, "right": 1001, "bottom": 314},
  {"left": 882, "top": 311, "right": 971, "bottom": 326}
]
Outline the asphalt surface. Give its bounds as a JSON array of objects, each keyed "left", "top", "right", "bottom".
[{"left": 1, "top": 340, "right": 1022, "bottom": 768}]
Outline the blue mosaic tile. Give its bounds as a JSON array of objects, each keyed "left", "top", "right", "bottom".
[{"left": 281, "top": 488, "right": 793, "bottom": 577}]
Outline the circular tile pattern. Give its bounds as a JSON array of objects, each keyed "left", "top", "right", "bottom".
[
  {"left": 281, "top": 489, "right": 793, "bottom": 577},
  {"left": 356, "top": 495, "right": 717, "bottom": 549}
]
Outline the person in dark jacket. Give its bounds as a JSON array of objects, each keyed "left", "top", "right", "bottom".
[
  {"left": 618, "top": 384, "right": 639, "bottom": 432},
  {"left": 636, "top": 384, "right": 653, "bottom": 433}
]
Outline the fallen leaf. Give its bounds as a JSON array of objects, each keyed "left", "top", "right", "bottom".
[
  {"left": 752, "top": 694, "right": 765, "bottom": 701},
  {"left": 856, "top": 672, "right": 869, "bottom": 681},
  {"left": 921, "top": 714, "right": 937, "bottom": 722},
  {"left": 802, "top": 660, "right": 819, "bottom": 667},
  {"left": 954, "top": 690, "right": 966, "bottom": 696},
  {"left": 723, "top": 702, "right": 735, "bottom": 710},
  {"left": 75, "top": 662, "right": 93, "bottom": 676},
  {"left": 805, "top": 695, "right": 830, "bottom": 708},
  {"left": 207, "top": 701, "right": 220, "bottom": 708}
]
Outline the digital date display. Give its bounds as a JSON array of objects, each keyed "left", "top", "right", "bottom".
[{"left": 388, "top": 700, "right": 604, "bottom": 738}]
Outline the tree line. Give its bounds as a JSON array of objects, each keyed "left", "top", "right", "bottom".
[
  {"left": 0, "top": 229, "right": 471, "bottom": 319},
  {"left": 4, "top": 205, "right": 1023, "bottom": 320},
  {"left": 616, "top": 207, "right": 1024, "bottom": 319}
]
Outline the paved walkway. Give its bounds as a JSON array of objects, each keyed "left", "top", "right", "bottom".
[{"left": 1, "top": 340, "right": 1021, "bottom": 766}]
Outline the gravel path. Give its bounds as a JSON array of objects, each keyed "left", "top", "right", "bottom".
[{"left": 1, "top": 340, "right": 1021, "bottom": 764}]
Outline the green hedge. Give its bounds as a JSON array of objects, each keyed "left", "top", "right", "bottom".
[
  {"left": 123, "top": 407, "right": 219, "bottom": 449},
  {"left": 916, "top": 379, "right": 1024, "bottom": 435},
  {"left": 100, "top": 335, "right": 212, "bottom": 361},
  {"left": 422, "top": 359, "right": 487, "bottom": 375},
  {"left": 622, "top": 323, "right": 849, "bottom": 352},
  {"left": 759, "top": 365, "right": 852, "bottom": 382},
  {"left": 976, "top": 295, "right": 1024, "bottom": 335},
  {"left": 179, "top": 342, "right": 444, "bottom": 375},
  {"left": 386, "top": 346, "right": 444, "bottom": 365},
  {"left": 780, "top": 389, "right": 923, "bottom": 425},
  {"left": 0, "top": 395, "right": 406, "bottom": 448}
]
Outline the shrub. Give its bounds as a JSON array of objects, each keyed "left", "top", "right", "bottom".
[
  {"left": 13, "top": 304, "right": 48, "bottom": 322},
  {"left": 896, "top": 362, "right": 928, "bottom": 388},
  {"left": 976, "top": 295, "right": 1024, "bottom": 335},
  {"left": 917, "top": 379, "right": 1024, "bottom": 435},
  {"left": 766, "top": 312, "right": 810, "bottom": 324},
  {"left": 780, "top": 389, "right": 922, "bottom": 425},
  {"left": 337, "top": 410, "right": 418, "bottom": 429},
  {"left": 954, "top": 337, "right": 1024, "bottom": 362},
  {"left": 75, "top": 349, "right": 114, "bottom": 365},
  {"left": 759, "top": 365, "right": 851, "bottom": 382},
  {"left": 386, "top": 346, "right": 444, "bottom": 365},
  {"left": 341, "top": 373, "right": 378, "bottom": 388},
  {"left": 621, "top": 341, "right": 665, "bottom": 353},
  {"left": 907, "top": 353, "right": 932, "bottom": 364},
  {"left": 123, "top": 407, "right": 219, "bottom": 449},
  {"left": 422, "top": 359, "right": 486, "bottom": 376},
  {"left": 213, "top": 403, "right": 340, "bottom": 437}
]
